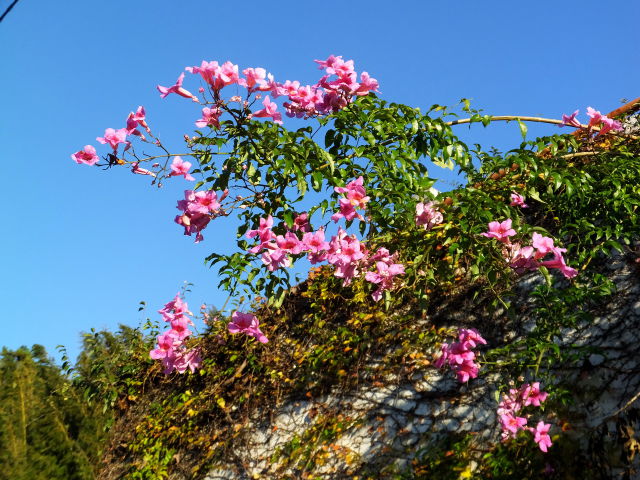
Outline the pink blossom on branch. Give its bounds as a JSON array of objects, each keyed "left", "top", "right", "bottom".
[
  {"left": 175, "top": 190, "right": 222, "bottom": 242},
  {"left": 157, "top": 72, "right": 198, "bottom": 101},
  {"left": 586, "top": 106, "right": 623, "bottom": 136},
  {"left": 540, "top": 247, "right": 579, "bottom": 279},
  {"left": 510, "top": 192, "right": 528, "bottom": 208},
  {"left": 97, "top": 128, "right": 129, "bottom": 152},
  {"left": 560, "top": 110, "right": 581, "bottom": 128},
  {"left": 481, "top": 219, "right": 516, "bottom": 243},
  {"left": 415, "top": 201, "right": 443, "bottom": 230},
  {"left": 227, "top": 312, "right": 268, "bottom": 343},
  {"left": 252, "top": 95, "right": 283, "bottom": 124},
  {"left": 170, "top": 156, "right": 195, "bottom": 181},
  {"left": 292, "top": 212, "right": 311, "bottom": 232},
  {"left": 332, "top": 176, "right": 370, "bottom": 223},
  {"left": 497, "top": 383, "right": 552, "bottom": 450},
  {"left": 434, "top": 328, "right": 487, "bottom": 383},
  {"left": 71, "top": 145, "right": 99, "bottom": 165},
  {"left": 131, "top": 106, "right": 149, "bottom": 131},
  {"left": 131, "top": 162, "right": 156, "bottom": 177},
  {"left": 238, "top": 67, "right": 270, "bottom": 92},
  {"left": 195, "top": 106, "right": 221, "bottom": 129},
  {"left": 531, "top": 421, "right": 553, "bottom": 452}
]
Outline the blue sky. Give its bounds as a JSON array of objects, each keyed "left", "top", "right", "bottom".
[{"left": 1, "top": 0, "right": 638, "bottom": 361}]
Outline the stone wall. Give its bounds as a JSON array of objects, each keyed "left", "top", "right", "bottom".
[{"left": 205, "top": 252, "right": 640, "bottom": 479}]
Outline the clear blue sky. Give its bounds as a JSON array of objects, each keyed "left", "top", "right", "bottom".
[{"left": 1, "top": 0, "right": 638, "bottom": 362}]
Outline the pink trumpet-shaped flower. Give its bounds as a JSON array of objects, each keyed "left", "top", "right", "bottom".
[
  {"left": 540, "top": 247, "right": 578, "bottom": 279},
  {"left": 228, "top": 312, "right": 269, "bottom": 343},
  {"left": 71, "top": 145, "right": 99, "bottom": 165},
  {"left": 587, "top": 107, "right": 623, "bottom": 136},
  {"left": 157, "top": 73, "right": 198, "bottom": 102},
  {"left": 97, "top": 128, "right": 129, "bottom": 151},
  {"left": 532, "top": 421, "right": 553, "bottom": 452},
  {"left": 560, "top": 110, "right": 581, "bottom": 128},
  {"left": 416, "top": 201, "right": 443, "bottom": 230},
  {"left": 253, "top": 95, "right": 283, "bottom": 124},
  {"left": 173, "top": 348, "right": 202, "bottom": 374},
  {"left": 195, "top": 106, "right": 221, "bottom": 129},
  {"left": 131, "top": 162, "right": 156, "bottom": 177},
  {"left": 150, "top": 331, "right": 177, "bottom": 360},
  {"left": 481, "top": 219, "right": 516, "bottom": 243},
  {"left": 510, "top": 192, "right": 528, "bottom": 208},
  {"left": 170, "top": 156, "right": 195, "bottom": 181}
]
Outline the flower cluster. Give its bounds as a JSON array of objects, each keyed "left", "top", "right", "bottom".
[
  {"left": 157, "top": 56, "right": 378, "bottom": 129},
  {"left": 71, "top": 106, "right": 148, "bottom": 167},
  {"left": 280, "top": 55, "right": 379, "bottom": 118},
  {"left": 482, "top": 220, "right": 578, "bottom": 279},
  {"left": 434, "top": 328, "right": 487, "bottom": 382},
  {"left": 150, "top": 293, "right": 202, "bottom": 374},
  {"left": 331, "top": 176, "right": 370, "bottom": 222},
  {"left": 245, "top": 178, "right": 404, "bottom": 301},
  {"left": 561, "top": 106, "right": 623, "bottom": 136},
  {"left": 175, "top": 189, "right": 226, "bottom": 243},
  {"left": 415, "top": 201, "right": 443, "bottom": 230},
  {"left": 497, "top": 382, "right": 552, "bottom": 452},
  {"left": 227, "top": 311, "right": 268, "bottom": 343}
]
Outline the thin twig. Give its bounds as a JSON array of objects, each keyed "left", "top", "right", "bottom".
[{"left": 447, "top": 115, "right": 587, "bottom": 129}]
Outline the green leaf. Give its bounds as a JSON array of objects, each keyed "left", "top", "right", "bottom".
[{"left": 517, "top": 119, "right": 528, "bottom": 140}]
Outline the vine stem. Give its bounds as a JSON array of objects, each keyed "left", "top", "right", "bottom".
[{"left": 446, "top": 115, "right": 587, "bottom": 129}]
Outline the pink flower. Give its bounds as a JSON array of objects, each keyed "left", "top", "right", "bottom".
[
  {"left": 170, "top": 156, "right": 195, "bottom": 181},
  {"left": 292, "top": 212, "right": 311, "bottom": 232},
  {"left": 531, "top": 233, "right": 555, "bottom": 258},
  {"left": 586, "top": 107, "right": 603, "bottom": 127},
  {"left": 540, "top": 248, "right": 578, "bottom": 279},
  {"left": 253, "top": 95, "right": 283, "bottom": 124},
  {"left": 246, "top": 215, "right": 276, "bottom": 253},
  {"left": 186, "top": 61, "right": 220, "bottom": 85},
  {"left": 169, "top": 316, "right": 192, "bottom": 340},
  {"left": 158, "top": 294, "right": 191, "bottom": 322},
  {"left": 131, "top": 106, "right": 148, "bottom": 131},
  {"left": 157, "top": 72, "right": 198, "bottom": 101},
  {"left": 332, "top": 177, "right": 369, "bottom": 222},
  {"left": 71, "top": 145, "right": 99, "bottom": 165},
  {"left": 302, "top": 229, "right": 329, "bottom": 260},
  {"left": 599, "top": 115, "right": 623, "bottom": 136},
  {"left": 173, "top": 348, "right": 202, "bottom": 374},
  {"left": 239, "top": 67, "right": 269, "bottom": 91},
  {"left": 510, "top": 192, "right": 528, "bottom": 208},
  {"left": 455, "top": 360, "right": 480, "bottom": 383},
  {"left": 508, "top": 244, "right": 539, "bottom": 274},
  {"left": 131, "top": 162, "right": 156, "bottom": 177},
  {"left": 434, "top": 328, "right": 486, "bottom": 383},
  {"left": 227, "top": 311, "right": 268, "bottom": 343},
  {"left": 586, "top": 107, "right": 623, "bottom": 136},
  {"left": 522, "top": 382, "right": 549, "bottom": 407},
  {"left": 150, "top": 331, "right": 177, "bottom": 360},
  {"left": 364, "top": 259, "right": 405, "bottom": 302},
  {"left": 481, "top": 219, "right": 516, "bottom": 243},
  {"left": 355, "top": 71, "right": 380, "bottom": 96},
  {"left": 458, "top": 328, "right": 487, "bottom": 349},
  {"left": 261, "top": 247, "right": 291, "bottom": 271},
  {"left": 415, "top": 201, "right": 443, "bottom": 230},
  {"left": 175, "top": 190, "right": 221, "bottom": 242},
  {"left": 96, "top": 128, "right": 129, "bottom": 151},
  {"left": 216, "top": 61, "right": 240, "bottom": 89},
  {"left": 195, "top": 106, "right": 221, "bottom": 129},
  {"left": 500, "top": 413, "right": 528, "bottom": 436},
  {"left": 560, "top": 110, "right": 581, "bottom": 128},
  {"left": 276, "top": 232, "right": 304, "bottom": 255},
  {"left": 532, "top": 421, "right": 553, "bottom": 452}
]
